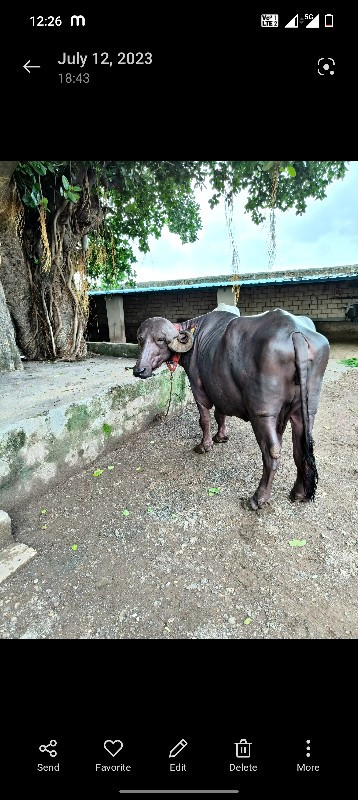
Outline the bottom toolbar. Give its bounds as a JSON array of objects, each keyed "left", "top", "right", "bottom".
[{"left": 4, "top": 730, "right": 345, "bottom": 799}]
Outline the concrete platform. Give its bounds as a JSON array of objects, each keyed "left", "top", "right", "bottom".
[
  {"left": 0, "top": 353, "right": 191, "bottom": 512},
  {"left": 0, "top": 543, "right": 37, "bottom": 583},
  {"left": 314, "top": 319, "right": 358, "bottom": 343}
]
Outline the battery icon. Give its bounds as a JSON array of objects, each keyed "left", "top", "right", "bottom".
[{"left": 325, "top": 14, "right": 334, "bottom": 27}]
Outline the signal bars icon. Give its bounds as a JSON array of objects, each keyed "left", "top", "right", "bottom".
[
  {"left": 285, "top": 14, "right": 298, "bottom": 27},
  {"left": 285, "top": 13, "right": 320, "bottom": 28}
]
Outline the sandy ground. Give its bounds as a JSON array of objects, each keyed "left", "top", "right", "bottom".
[{"left": 0, "top": 344, "right": 357, "bottom": 639}]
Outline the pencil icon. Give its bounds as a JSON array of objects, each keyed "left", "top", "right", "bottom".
[{"left": 169, "top": 739, "right": 188, "bottom": 758}]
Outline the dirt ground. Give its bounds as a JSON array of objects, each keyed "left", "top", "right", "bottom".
[{"left": 1, "top": 344, "right": 357, "bottom": 639}]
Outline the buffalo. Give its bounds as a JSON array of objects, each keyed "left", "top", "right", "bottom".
[{"left": 133, "top": 309, "right": 329, "bottom": 509}]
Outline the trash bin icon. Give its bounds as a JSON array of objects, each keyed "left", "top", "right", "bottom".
[{"left": 235, "top": 739, "right": 252, "bottom": 758}]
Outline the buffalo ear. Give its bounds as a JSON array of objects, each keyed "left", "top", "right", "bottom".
[{"left": 168, "top": 330, "right": 193, "bottom": 353}]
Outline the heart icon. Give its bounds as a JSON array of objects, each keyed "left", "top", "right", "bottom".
[{"left": 104, "top": 739, "right": 123, "bottom": 757}]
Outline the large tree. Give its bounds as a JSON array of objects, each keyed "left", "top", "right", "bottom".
[
  {"left": 0, "top": 161, "right": 23, "bottom": 371},
  {"left": 0, "top": 160, "right": 348, "bottom": 369}
]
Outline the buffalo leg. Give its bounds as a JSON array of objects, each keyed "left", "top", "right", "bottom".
[
  {"left": 289, "top": 410, "right": 316, "bottom": 501},
  {"left": 213, "top": 408, "right": 229, "bottom": 443},
  {"left": 249, "top": 416, "right": 282, "bottom": 509},
  {"left": 194, "top": 402, "right": 213, "bottom": 454}
]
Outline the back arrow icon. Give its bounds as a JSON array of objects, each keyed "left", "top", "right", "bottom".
[{"left": 23, "top": 60, "right": 41, "bottom": 73}]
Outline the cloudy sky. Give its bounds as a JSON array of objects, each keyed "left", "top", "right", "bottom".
[{"left": 133, "top": 161, "right": 358, "bottom": 282}]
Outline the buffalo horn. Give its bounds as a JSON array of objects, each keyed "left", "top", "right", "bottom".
[{"left": 168, "top": 330, "right": 193, "bottom": 353}]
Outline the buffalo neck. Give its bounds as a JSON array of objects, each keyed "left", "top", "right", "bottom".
[{"left": 175, "top": 314, "right": 206, "bottom": 372}]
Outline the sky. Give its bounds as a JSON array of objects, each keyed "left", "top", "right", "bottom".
[{"left": 133, "top": 161, "right": 358, "bottom": 282}]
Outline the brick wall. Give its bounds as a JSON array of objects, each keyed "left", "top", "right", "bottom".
[
  {"left": 88, "top": 279, "right": 358, "bottom": 342},
  {"left": 239, "top": 280, "right": 358, "bottom": 319},
  {"left": 124, "top": 289, "right": 217, "bottom": 342},
  {"left": 87, "top": 296, "right": 109, "bottom": 341}
]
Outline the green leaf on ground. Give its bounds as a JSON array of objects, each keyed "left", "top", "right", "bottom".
[
  {"left": 339, "top": 357, "right": 358, "bottom": 367},
  {"left": 122, "top": 509, "right": 130, "bottom": 517},
  {"left": 107, "top": 465, "right": 115, "bottom": 470},
  {"left": 40, "top": 509, "right": 47, "bottom": 514},
  {"left": 289, "top": 539, "right": 306, "bottom": 547},
  {"left": 41, "top": 525, "right": 47, "bottom": 529},
  {"left": 147, "top": 507, "right": 154, "bottom": 513},
  {"left": 243, "top": 617, "right": 252, "bottom": 625},
  {"left": 93, "top": 469, "right": 104, "bottom": 476},
  {"left": 136, "top": 467, "right": 142, "bottom": 471},
  {"left": 208, "top": 487, "right": 220, "bottom": 495},
  {"left": 71, "top": 544, "right": 78, "bottom": 551}
]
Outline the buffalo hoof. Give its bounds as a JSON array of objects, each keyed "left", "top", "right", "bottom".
[
  {"left": 249, "top": 494, "right": 271, "bottom": 511},
  {"left": 213, "top": 434, "right": 229, "bottom": 443},
  {"left": 289, "top": 488, "right": 308, "bottom": 503},
  {"left": 194, "top": 442, "right": 212, "bottom": 454}
]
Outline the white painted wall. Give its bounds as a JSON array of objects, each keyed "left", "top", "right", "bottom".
[
  {"left": 217, "top": 287, "right": 238, "bottom": 307},
  {"left": 216, "top": 287, "right": 240, "bottom": 315},
  {"left": 105, "top": 296, "right": 126, "bottom": 342}
]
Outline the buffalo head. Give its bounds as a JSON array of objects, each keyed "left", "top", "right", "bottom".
[{"left": 133, "top": 317, "right": 193, "bottom": 378}]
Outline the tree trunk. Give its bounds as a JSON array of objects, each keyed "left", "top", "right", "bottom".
[
  {"left": 0, "top": 161, "right": 24, "bottom": 371},
  {"left": 0, "top": 165, "right": 102, "bottom": 361},
  {"left": 20, "top": 192, "right": 101, "bottom": 360},
  {"left": 0, "top": 279, "right": 23, "bottom": 371}
]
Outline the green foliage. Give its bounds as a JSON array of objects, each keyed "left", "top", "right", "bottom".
[
  {"left": 60, "top": 174, "right": 81, "bottom": 203},
  {"left": 207, "top": 161, "right": 348, "bottom": 223},
  {"left": 339, "top": 358, "right": 358, "bottom": 367},
  {"left": 16, "top": 161, "right": 81, "bottom": 210},
  {"left": 86, "top": 161, "right": 202, "bottom": 288},
  {"left": 15, "top": 160, "right": 349, "bottom": 287}
]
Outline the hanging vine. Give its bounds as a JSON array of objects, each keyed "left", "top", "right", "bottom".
[
  {"left": 225, "top": 192, "right": 241, "bottom": 306},
  {"left": 267, "top": 160, "right": 280, "bottom": 269}
]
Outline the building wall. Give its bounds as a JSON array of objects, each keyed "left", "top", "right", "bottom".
[
  {"left": 87, "top": 296, "right": 109, "bottom": 341},
  {"left": 239, "top": 279, "right": 358, "bottom": 319},
  {"left": 123, "top": 289, "right": 218, "bottom": 342},
  {"left": 88, "top": 279, "right": 358, "bottom": 342}
]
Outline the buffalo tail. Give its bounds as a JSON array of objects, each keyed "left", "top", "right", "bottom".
[{"left": 292, "top": 332, "right": 318, "bottom": 500}]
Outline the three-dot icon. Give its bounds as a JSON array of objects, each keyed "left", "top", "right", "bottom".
[{"left": 306, "top": 739, "right": 311, "bottom": 758}]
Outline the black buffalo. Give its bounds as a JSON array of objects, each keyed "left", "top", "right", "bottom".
[{"left": 133, "top": 309, "right": 329, "bottom": 509}]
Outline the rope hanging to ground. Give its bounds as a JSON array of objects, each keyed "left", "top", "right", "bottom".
[{"left": 164, "top": 371, "right": 174, "bottom": 419}]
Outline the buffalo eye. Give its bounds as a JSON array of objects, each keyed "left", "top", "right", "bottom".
[{"left": 157, "top": 337, "right": 165, "bottom": 343}]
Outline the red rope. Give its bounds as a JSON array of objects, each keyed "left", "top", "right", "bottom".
[{"left": 166, "top": 323, "right": 182, "bottom": 372}]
